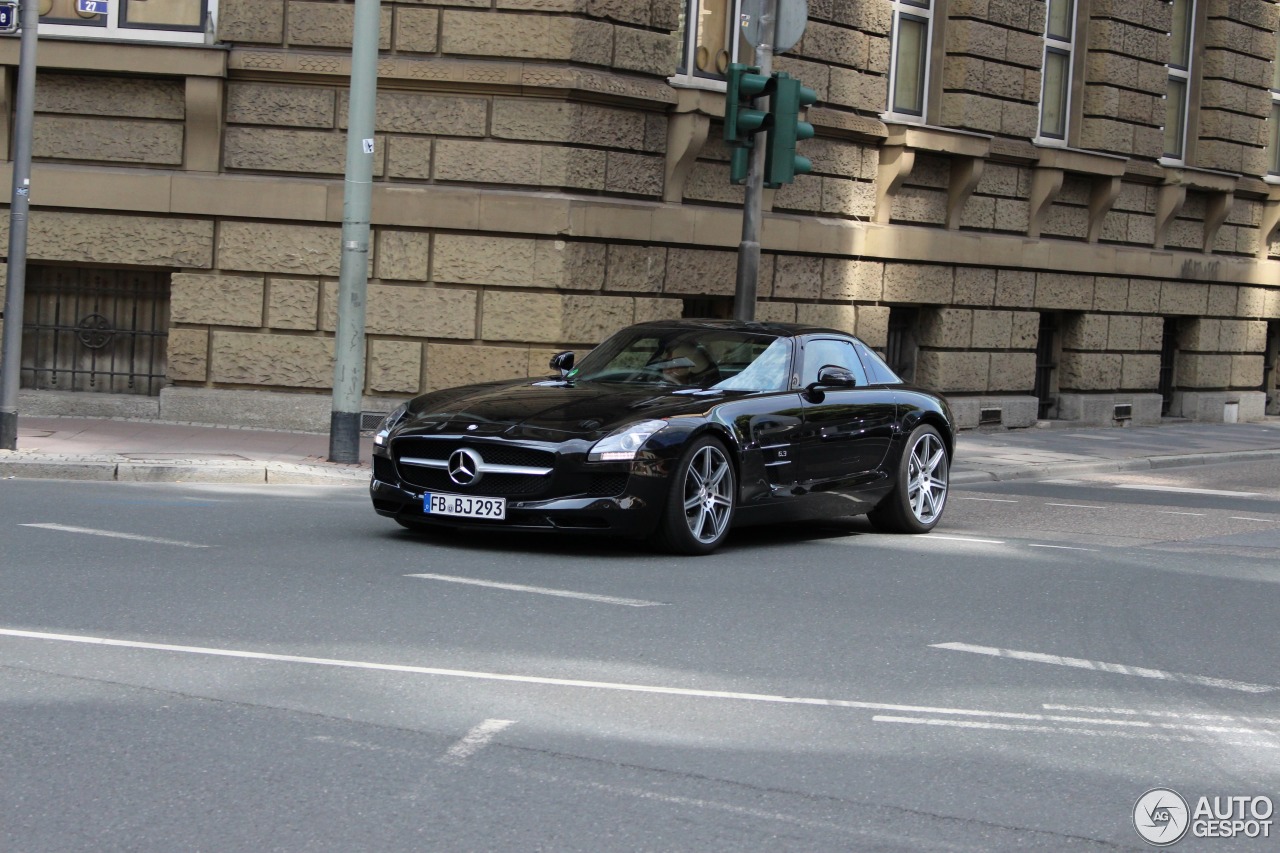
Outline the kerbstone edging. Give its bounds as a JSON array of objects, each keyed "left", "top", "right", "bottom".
[
  {"left": 1, "top": 456, "right": 369, "bottom": 485},
  {"left": 949, "top": 448, "right": 1280, "bottom": 486}
]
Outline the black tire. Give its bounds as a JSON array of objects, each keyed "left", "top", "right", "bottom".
[
  {"left": 657, "top": 436, "right": 736, "bottom": 555},
  {"left": 867, "top": 424, "right": 949, "bottom": 534}
]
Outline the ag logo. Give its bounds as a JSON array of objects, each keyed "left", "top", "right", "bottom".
[{"left": 1134, "top": 788, "right": 1190, "bottom": 846}]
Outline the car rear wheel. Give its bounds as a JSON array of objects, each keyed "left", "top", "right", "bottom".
[
  {"left": 658, "top": 436, "right": 736, "bottom": 555},
  {"left": 867, "top": 424, "right": 949, "bottom": 534}
]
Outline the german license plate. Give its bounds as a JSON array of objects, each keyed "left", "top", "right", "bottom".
[{"left": 424, "top": 493, "right": 506, "bottom": 520}]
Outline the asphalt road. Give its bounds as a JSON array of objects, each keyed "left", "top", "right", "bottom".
[{"left": 2, "top": 461, "right": 1279, "bottom": 851}]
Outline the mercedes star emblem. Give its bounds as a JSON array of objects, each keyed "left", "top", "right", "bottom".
[{"left": 447, "top": 448, "right": 483, "bottom": 486}]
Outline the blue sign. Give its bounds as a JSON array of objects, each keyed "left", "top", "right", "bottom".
[
  {"left": 0, "top": 3, "right": 16, "bottom": 34},
  {"left": 77, "top": 0, "right": 108, "bottom": 13}
]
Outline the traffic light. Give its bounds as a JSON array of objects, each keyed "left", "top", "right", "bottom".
[
  {"left": 724, "top": 63, "right": 770, "bottom": 185},
  {"left": 764, "top": 73, "right": 817, "bottom": 186}
]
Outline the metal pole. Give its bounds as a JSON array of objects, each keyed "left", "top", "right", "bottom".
[
  {"left": 732, "top": 0, "right": 776, "bottom": 322},
  {"left": 0, "top": 0, "right": 38, "bottom": 451},
  {"left": 328, "top": 0, "right": 379, "bottom": 463}
]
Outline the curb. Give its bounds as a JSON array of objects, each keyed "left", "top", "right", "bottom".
[
  {"left": 0, "top": 458, "right": 369, "bottom": 485},
  {"left": 950, "top": 448, "right": 1280, "bottom": 486}
]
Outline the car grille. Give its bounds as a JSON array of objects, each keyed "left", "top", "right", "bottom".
[
  {"left": 391, "top": 438, "right": 556, "bottom": 497},
  {"left": 386, "top": 438, "right": 630, "bottom": 500},
  {"left": 393, "top": 438, "right": 554, "bottom": 469},
  {"left": 587, "top": 473, "right": 630, "bottom": 496}
]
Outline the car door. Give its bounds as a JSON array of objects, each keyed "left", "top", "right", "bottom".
[{"left": 793, "top": 337, "right": 899, "bottom": 489}]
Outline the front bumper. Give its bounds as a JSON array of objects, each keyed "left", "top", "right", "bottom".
[{"left": 369, "top": 473, "right": 667, "bottom": 537}]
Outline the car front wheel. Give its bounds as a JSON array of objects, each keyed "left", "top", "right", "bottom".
[
  {"left": 868, "top": 424, "right": 949, "bottom": 534},
  {"left": 658, "top": 436, "right": 736, "bottom": 555}
]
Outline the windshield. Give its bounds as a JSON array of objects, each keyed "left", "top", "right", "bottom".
[{"left": 572, "top": 328, "right": 792, "bottom": 392}]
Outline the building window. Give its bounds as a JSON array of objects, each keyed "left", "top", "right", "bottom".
[
  {"left": 886, "top": 0, "right": 934, "bottom": 120},
  {"left": 885, "top": 306, "right": 920, "bottom": 382},
  {"left": 1269, "top": 28, "right": 1280, "bottom": 176},
  {"left": 1038, "top": 0, "right": 1076, "bottom": 142},
  {"left": 1164, "top": 0, "right": 1195, "bottom": 162},
  {"left": 38, "top": 0, "right": 213, "bottom": 43},
  {"left": 674, "top": 0, "right": 751, "bottom": 87}
]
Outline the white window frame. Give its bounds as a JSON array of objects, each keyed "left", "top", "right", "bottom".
[
  {"left": 38, "top": 0, "right": 215, "bottom": 45},
  {"left": 1268, "top": 25, "right": 1280, "bottom": 181},
  {"left": 1035, "top": 0, "right": 1076, "bottom": 145},
  {"left": 670, "top": 0, "right": 747, "bottom": 91},
  {"left": 884, "top": 0, "right": 935, "bottom": 123},
  {"left": 1160, "top": 0, "right": 1195, "bottom": 166}
]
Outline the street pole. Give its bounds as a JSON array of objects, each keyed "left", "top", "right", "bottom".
[
  {"left": 732, "top": 0, "right": 776, "bottom": 323},
  {"left": 328, "top": 0, "right": 379, "bottom": 464},
  {"left": 0, "top": 0, "right": 38, "bottom": 451}
]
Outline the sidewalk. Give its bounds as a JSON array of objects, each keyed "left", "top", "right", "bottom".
[{"left": 2, "top": 415, "right": 1279, "bottom": 486}]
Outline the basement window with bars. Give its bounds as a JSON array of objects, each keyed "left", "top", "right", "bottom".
[{"left": 38, "top": 0, "right": 215, "bottom": 44}]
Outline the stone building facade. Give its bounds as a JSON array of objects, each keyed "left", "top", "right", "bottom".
[{"left": 1, "top": 0, "right": 1279, "bottom": 429}]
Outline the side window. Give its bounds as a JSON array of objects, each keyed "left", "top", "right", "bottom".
[
  {"left": 801, "top": 339, "right": 869, "bottom": 387},
  {"left": 854, "top": 342, "right": 903, "bottom": 385}
]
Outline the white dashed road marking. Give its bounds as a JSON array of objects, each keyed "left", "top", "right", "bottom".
[
  {"left": 1115, "top": 484, "right": 1262, "bottom": 498},
  {"left": 405, "top": 573, "right": 667, "bottom": 607},
  {"left": 21, "top": 523, "right": 209, "bottom": 548},
  {"left": 930, "top": 642, "right": 1277, "bottom": 693},
  {"left": 441, "top": 719, "right": 515, "bottom": 765}
]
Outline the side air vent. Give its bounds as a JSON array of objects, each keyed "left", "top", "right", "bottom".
[
  {"left": 978, "top": 407, "right": 1003, "bottom": 426},
  {"left": 1113, "top": 404, "right": 1132, "bottom": 422}
]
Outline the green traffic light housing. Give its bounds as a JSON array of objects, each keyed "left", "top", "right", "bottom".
[
  {"left": 764, "top": 73, "right": 818, "bottom": 186},
  {"left": 724, "top": 63, "right": 771, "bottom": 149}
]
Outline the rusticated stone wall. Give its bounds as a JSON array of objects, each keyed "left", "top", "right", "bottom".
[
  {"left": 940, "top": 0, "right": 1044, "bottom": 137},
  {"left": 1080, "top": 1, "right": 1169, "bottom": 158},
  {"left": 1197, "top": 0, "right": 1277, "bottom": 174},
  {"left": 217, "top": 0, "right": 681, "bottom": 75},
  {"left": 33, "top": 73, "right": 186, "bottom": 166}
]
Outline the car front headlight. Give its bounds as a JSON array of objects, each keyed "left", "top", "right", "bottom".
[
  {"left": 587, "top": 419, "right": 668, "bottom": 462},
  {"left": 373, "top": 402, "right": 409, "bottom": 447}
]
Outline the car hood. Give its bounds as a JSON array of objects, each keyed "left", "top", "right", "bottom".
[{"left": 395, "top": 378, "right": 729, "bottom": 442}]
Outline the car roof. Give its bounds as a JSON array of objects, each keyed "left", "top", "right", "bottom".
[{"left": 628, "top": 318, "right": 848, "bottom": 338}]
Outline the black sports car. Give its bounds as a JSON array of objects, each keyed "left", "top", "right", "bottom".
[{"left": 370, "top": 319, "right": 954, "bottom": 554}]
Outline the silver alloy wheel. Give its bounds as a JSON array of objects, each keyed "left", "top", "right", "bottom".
[
  {"left": 906, "top": 431, "right": 948, "bottom": 525},
  {"left": 682, "top": 444, "right": 734, "bottom": 544}
]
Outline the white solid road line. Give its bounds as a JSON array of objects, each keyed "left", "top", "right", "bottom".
[
  {"left": 1044, "top": 503, "right": 1106, "bottom": 510},
  {"left": 20, "top": 523, "right": 209, "bottom": 549},
  {"left": 405, "top": 573, "right": 667, "bottom": 607},
  {"left": 7, "top": 626, "right": 1257, "bottom": 722},
  {"left": 1026, "top": 544, "right": 1098, "bottom": 552},
  {"left": 958, "top": 497, "right": 1019, "bottom": 503},
  {"left": 4, "top": 627, "right": 1274, "bottom": 751},
  {"left": 931, "top": 642, "right": 1277, "bottom": 693},
  {"left": 1115, "top": 484, "right": 1262, "bottom": 498},
  {"left": 441, "top": 718, "right": 515, "bottom": 765},
  {"left": 917, "top": 535, "right": 1006, "bottom": 544}
]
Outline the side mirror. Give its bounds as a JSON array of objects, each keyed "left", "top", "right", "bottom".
[
  {"left": 805, "top": 366, "right": 857, "bottom": 403},
  {"left": 549, "top": 351, "right": 575, "bottom": 378},
  {"left": 816, "top": 366, "right": 857, "bottom": 388}
]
